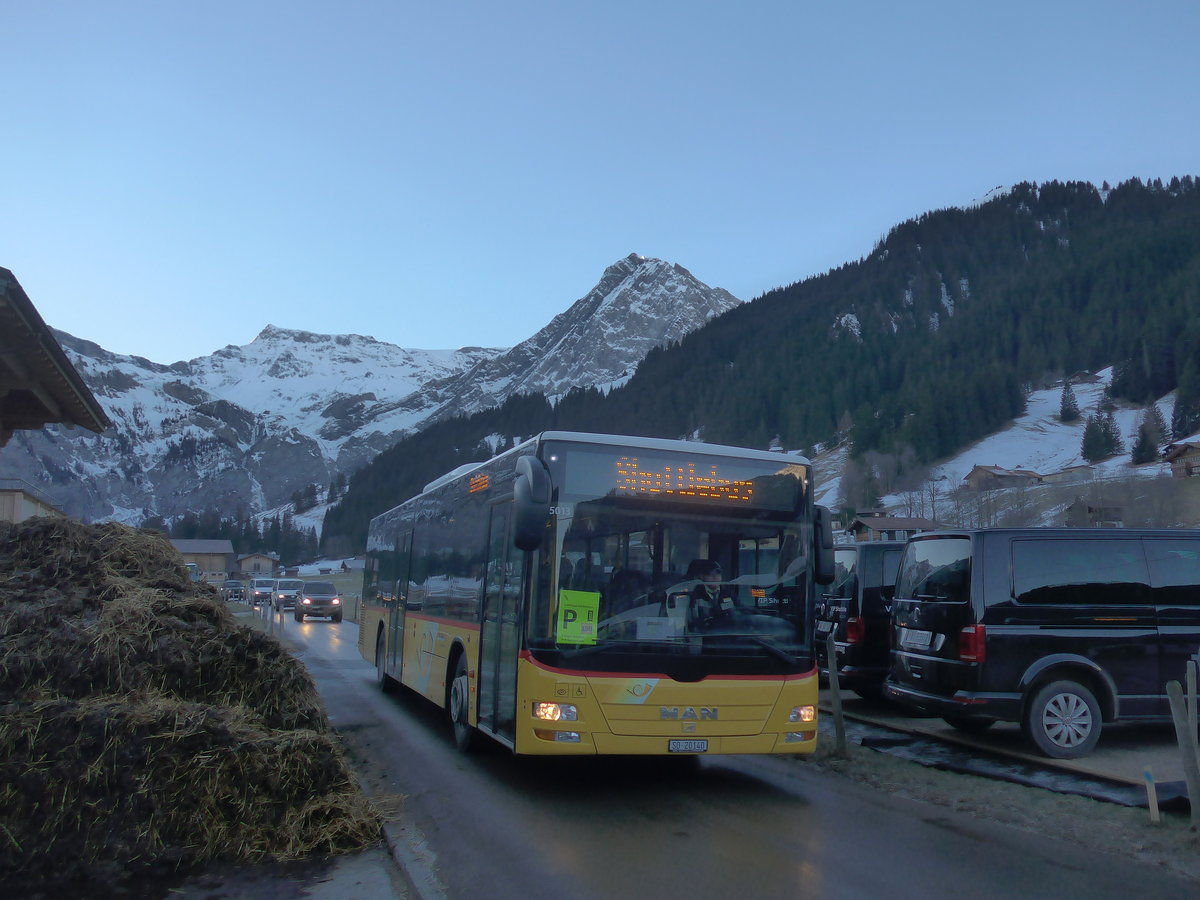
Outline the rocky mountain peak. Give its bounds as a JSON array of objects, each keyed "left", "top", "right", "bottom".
[{"left": 10, "top": 254, "right": 738, "bottom": 526}]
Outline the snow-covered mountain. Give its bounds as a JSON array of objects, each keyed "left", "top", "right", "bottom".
[{"left": 5, "top": 254, "right": 741, "bottom": 524}]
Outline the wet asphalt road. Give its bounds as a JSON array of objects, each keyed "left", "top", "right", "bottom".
[{"left": 277, "top": 614, "right": 1199, "bottom": 900}]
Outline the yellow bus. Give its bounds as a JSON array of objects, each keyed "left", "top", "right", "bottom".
[{"left": 357, "top": 431, "right": 835, "bottom": 756}]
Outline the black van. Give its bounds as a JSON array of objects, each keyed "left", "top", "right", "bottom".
[
  {"left": 816, "top": 540, "right": 905, "bottom": 698},
  {"left": 885, "top": 528, "right": 1200, "bottom": 759}
]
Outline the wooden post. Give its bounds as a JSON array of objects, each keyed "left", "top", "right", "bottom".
[
  {"left": 1188, "top": 660, "right": 1197, "bottom": 736},
  {"left": 1166, "top": 680, "right": 1200, "bottom": 828},
  {"left": 1144, "top": 767, "right": 1161, "bottom": 825},
  {"left": 826, "top": 632, "right": 848, "bottom": 758}
]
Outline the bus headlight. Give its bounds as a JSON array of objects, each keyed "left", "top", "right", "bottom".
[
  {"left": 533, "top": 702, "right": 578, "bottom": 721},
  {"left": 789, "top": 705, "right": 816, "bottom": 724}
]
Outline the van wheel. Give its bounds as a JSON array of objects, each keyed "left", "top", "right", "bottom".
[
  {"left": 1023, "top": 680, "right": 1101, "bottom": 758},
  {"left": 943, "top": 714, "right": 994, "bottom": 733},
  {"left": 449, "top": 655, "right": 476, "bottom": 752}
]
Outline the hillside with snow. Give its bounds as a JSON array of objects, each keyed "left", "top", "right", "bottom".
[{"left": 814, "top": 367, "right": 1184, "bottom": 527}]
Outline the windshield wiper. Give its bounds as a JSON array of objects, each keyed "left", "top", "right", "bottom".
[{"left": 743, "top": 634, "right": 798, "bottom": 664}]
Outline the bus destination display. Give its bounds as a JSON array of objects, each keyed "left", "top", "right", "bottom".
[{"left": 615, "top": 456, "right": 753, "bottom": 502}]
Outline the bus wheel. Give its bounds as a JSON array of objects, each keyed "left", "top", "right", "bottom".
[
  {"left": 375, "top": 630, "right": 395, "bottom": 694},
  {"left": 449, "top": 655, "right": 476, "bottom": 752}
]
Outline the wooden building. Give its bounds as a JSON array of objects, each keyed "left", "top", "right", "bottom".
[
  {"left": 170, "top": 539, "right": 236, "bottom": 579},
  {"left": 0, "top": 478, "right": 63, "bottom": 524},
  {"left": 845, "top": 514, "right": 943, "bottom": 542},
  {"left": 0, "top": 267, "right": 109, "bottom": 448},
  {"left": 1163, "top": 441, "right": 1200, "bottom": 478}
]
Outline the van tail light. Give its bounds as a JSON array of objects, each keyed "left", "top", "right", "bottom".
[
  {"left": 845, "top": 616, "right": 865, "bottom": 645},
  {"left": 959, "top": 625, "right": 986, "bottom": 663}
]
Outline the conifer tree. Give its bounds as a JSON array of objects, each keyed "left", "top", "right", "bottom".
[
  {"left": 1131, "top": 424, "right": 1158, "bottom": 464},
  {"left": 1172, "top": 359, "right": 1200, "bottom": 439},
  {"left": 1144, "top": 401, "right": 1168, "bottom": 446},
  {"left": 1102, "top": 411, "right": 1123, "bottom": 456},
  {"left": 1081, "top": 414, "right": 1109, "bottom": 463},
  {"left": 1058, "top": 383, "right": 1080, "bottom": 423}
]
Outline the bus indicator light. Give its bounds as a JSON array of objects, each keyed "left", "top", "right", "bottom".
[{"left": 535, "top": 729, "right": 582, "bottom": 743}]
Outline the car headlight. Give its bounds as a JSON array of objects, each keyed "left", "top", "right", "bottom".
[
  {"left": 331, "top": 598, "right": 340, "bottom": 605},
  {"left": 302, "top": 598, "right": 311, "bottom": 605}
]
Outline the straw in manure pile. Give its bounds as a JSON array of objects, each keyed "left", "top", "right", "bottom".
[{"left": 0, "top": 518, "right": 381, "bottom": 892}]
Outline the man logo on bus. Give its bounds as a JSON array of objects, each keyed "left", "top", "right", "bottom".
[{"left": 660, "top": 707, "right": 718, "bottom": 720}]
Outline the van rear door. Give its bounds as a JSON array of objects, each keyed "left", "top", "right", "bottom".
[
  {"left": 890, "top": 535, "right": 976, "bottom": 698},
  {"left": 816, "top": 547, "right": 858, "bottom": 672}
]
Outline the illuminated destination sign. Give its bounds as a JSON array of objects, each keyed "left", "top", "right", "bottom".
[
  {"left": 614, "top": 456, "right": 754, "bottom": 502},
  {"left": 557, "top": 443, "right": 808, "bottom": 511},
  {"left": 468, "top": 473, "right": 490, "bottom": 494}
]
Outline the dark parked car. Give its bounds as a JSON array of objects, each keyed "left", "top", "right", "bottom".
[
  {"left": 295, "top": 580, "right": 342, "bottom": 622},
  {"left": 885, "top": 528, "right": 1200, "bottom": 759},
  {"left": 221, "top": 579, "right": 245, "bottom": 602},
  {"left": 815, "top": 540, "right": 905, "bottom": 698}
]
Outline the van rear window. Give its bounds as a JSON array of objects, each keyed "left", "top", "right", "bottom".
[
  {"left": 828, "top": 548, "right": 859, "bottom": 599},
  {"left": 895, "top": 537, "right": 970, "bottom": 602}
]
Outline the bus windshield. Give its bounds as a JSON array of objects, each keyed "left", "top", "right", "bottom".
[{"left": 530, "top": 443, "right": 812, "bottom": 674}]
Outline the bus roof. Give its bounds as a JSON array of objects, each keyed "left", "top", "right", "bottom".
[
  {"left": 538, "top": 431, "right": 812, "bottom": 466},
  {"left": 418, "top": 432, "right": 810, "bottom": 497}
]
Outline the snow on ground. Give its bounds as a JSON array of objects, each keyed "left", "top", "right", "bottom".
[
  {"left": 294, "top": 558, "right": 361, "bottom": 576},
  {"left": 921, "top": 368, "right": 1171, "bottom": 490},
  {"left": 813, "top": 368, "right": 1175, "bottom": 511}
]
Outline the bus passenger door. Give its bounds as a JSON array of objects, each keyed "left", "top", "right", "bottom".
[
  {"left": 389, "top": 531, "right": 412, "bottom": 677},
  {"left": 480, "top": 503, "right": 524, "bottom": 743}
]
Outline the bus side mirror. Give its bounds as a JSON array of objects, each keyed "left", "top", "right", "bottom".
[
  {"left": 814, "top": 505, "right": 835, "bottom": 585},
  {"left": 513, "top": 455, "right": 551, "bottom": 551}
]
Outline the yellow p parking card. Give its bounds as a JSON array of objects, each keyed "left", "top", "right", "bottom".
[{"left": 557, "top": 589, "right": 601, "bottom": 645}]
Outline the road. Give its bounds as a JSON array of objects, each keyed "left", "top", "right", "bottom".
[{"left": 278, "top": 613, "right": 1199, "bottom": 900}]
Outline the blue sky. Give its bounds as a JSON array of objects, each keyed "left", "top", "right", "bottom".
[{"left": 3, "top": 1, "right": 1198, "bottom": 364}]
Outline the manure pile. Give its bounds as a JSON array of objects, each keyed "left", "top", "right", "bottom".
[{"left": 0, "top": 518, "right": 381, "bottom": 893}]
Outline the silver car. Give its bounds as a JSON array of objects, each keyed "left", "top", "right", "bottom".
[
  {"left": 249, "top": 578, "right": 276, "bottom": 607},
  {"left": 273, "top": 578, "right": 304, "bottom": 611}
]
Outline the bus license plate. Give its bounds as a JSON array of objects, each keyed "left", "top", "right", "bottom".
[{"left": 669, "top": 739, "right": 708, "bottom": 753}]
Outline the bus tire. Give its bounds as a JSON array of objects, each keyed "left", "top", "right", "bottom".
[
  {"left": 375, "top": 629, "right": 395, "bottom": 694},
  {"left": 449, "top": 654, "right": 476, "bottom": 752}
]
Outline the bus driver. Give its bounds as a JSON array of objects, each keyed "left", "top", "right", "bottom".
[{"left": 687, "top": 559, "right": 735, "bottom": 630}]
